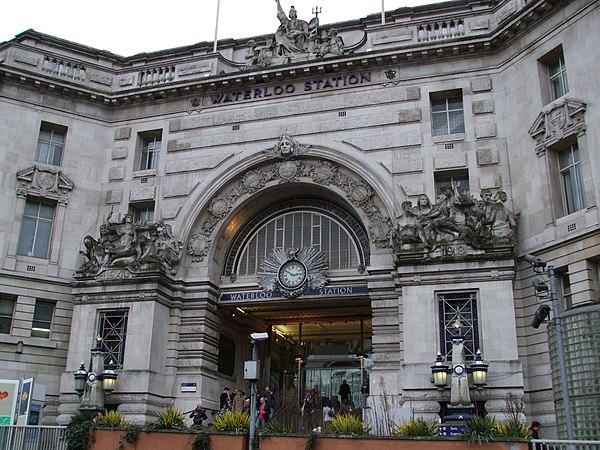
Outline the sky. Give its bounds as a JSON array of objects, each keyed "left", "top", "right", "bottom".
[{"left": 3, "top": 0, "right": 443, "bottom": 56}]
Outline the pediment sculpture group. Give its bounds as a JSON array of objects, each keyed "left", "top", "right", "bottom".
[
  {"left": 393, "top": 184, "right": 519, "bottom": 252},
  {"left": 243, "top": 1, "right": 345, "bottom": 69},
  {"left": 78, "top": 212, "right": 182, "bottom": 276}
]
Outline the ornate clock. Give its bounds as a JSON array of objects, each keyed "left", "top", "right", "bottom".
[{"left": 278, "top": 260, "right": 307, "bottom": 289}]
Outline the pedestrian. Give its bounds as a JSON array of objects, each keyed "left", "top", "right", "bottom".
[
  {"left": 529, "top": 421, "right": 541, "bottom": 439},
  {"left": 233, "top": 389, "right": 245, "bottom": 413},
  {"left": 189, "top": 403, "right": 208, "bottom": 427},
  {"left": 360, "top": 379, "right": 369, "bottom": 408},
  {"left": 257, "top": 396, "right": 268, "bottom": 428},
  {"left": 219, "top": 387, "right": 231, "bottom": 413},
  {"left": 323, "top": 400, "right": 335, "bottom": 429},
  {"left": 339, "top": 399, "right": 352, "bottom": 415},
  {"left": 301, "top": 388, "right": 315, "bottom": 431},
  {"left": 265, "top": 386, "right": 276, "bottom": 421},
  {"left": 243, "top": 398, "right": 251, "bottom": 415},
  {"left": 338, "top": 379, "right": 351, "bottom": 403}
]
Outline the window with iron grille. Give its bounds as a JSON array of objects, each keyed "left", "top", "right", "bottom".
[
  {"left": 438, "top": 292, "right": 479, "bottom": 361},
  {"left": 218, "top": 335, "right": 235, "bottom": 376},
  {"left": 35, "top": 122, "right": 66, "bottom": 166},
  {"left": 98, "top": 310, "right": 128, "bottom": 368}
]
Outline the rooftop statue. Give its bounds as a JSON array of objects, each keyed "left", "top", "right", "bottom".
[{"left": 241, "top": 2, "right": 345, "bottom": 70}]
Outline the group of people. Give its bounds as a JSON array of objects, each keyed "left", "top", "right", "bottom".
[{"left": 214, "top": 386, "right": 276, "bottom": 428}]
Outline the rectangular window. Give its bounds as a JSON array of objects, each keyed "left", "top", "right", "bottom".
[
  {"left": 138, "top": 131, "right": 162, "bottom": 171},
  {"left": 434, "top": 170, "right": 470, "bottom": 199},
  {"left": 548, "top": 53, "right": 569, "bottom": 101},
  {"left": 17, "top": 199, "right": 56, "bottom": 259},
  {"left": 35, "top": 122, "right": 66, "bottom": 166},
  {"left": 31, "top": 300, "right": 54, "bottom": 339},
  {"left": 98, "top": 310, "right": 128, "bottom": 368},
  {"left": 132, "top": 205, "right": 154, "bottom": 224},
  {"left": 0, "top": 296, "right": 16, "bottom": 335},
  {"left": 559, "top": 143, "right": 586, "bottom": 214},
  {"left": 218, "top": 335, "right": 235, "bottom": 376},
  {"left": 431, "top": 92, "right": 465, "bottom": 136},
  {"left": 438, "top": 292, "right": 480, "bottom": 360}
]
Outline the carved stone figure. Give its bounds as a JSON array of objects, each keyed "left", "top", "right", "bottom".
[
  {"left": 77, "top": 213, "right": 182, "bottom": 276},
  {"left": 392, "top": 186, "right": 519, "bottom": 256},
  {"left": 274, "top": 1, "right": 314, "bottom": 55},
  {"left": 318, "top": 28, "right": 344, "bottom": 57}
]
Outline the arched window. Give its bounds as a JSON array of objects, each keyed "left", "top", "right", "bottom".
[{"left": 225, "top": 199, "right": 368, "bottom": 277}]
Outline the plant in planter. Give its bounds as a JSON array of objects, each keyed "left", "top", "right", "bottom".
[
  {"left": 147, "top": 407, "right": 188, "bottom": 430},
  {"left": 262, "top": 417, "right": 294, "bottom": 434},
  {"left": 329, "top": 413, "right": 371, "bottom": 436},
  {"left": 65, "top": 411, "right": 95, "bottom": 450},
  {"left": 392, "top": 417, "right": 439, "bottom": 437},
  {"left": 495, "top": 392, "right": 531, "bottom": 440},
  {"left": 464, "top": 415, "right": 498, "bottom": 444},
  {"left": 96, "top": 410, "right": 127, "bottom": 429},
  {"left": 211, "top": 410, "right": 250, "bottom": 433},
  {"left": 192, "top": 429, "right": 210, "bottom": 450}
]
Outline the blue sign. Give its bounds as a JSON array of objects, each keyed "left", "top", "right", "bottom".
[
  {"left": 439, "top": 425, "right": 466, "bottom": 437},
  {"left": 221, "top": 285, "right": 368, "bottom": 301}
]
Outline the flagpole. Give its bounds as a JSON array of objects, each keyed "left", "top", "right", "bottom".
[
  {"left": 213, "top": 0, "right": 221, "bottom": 53},
  {"left": 381, "top": 0, "right": 386, "bottom": 25}
]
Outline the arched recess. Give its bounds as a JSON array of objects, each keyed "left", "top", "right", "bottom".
[{"left": 185, "top": 142, "right": 395, "bottom": 280}]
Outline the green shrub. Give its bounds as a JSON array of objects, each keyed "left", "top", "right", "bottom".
[
  {"left": 495, "top": 420, "right": 531, "bottom": 439},
  {"left": 464, "top": 415, "right": 498, "bottom": 444},
  {"left": 192, "top": 429, "right": 210, "bottom": 450},
  {"left": 97, "top": 410, "right": 127, "bottom": 428},
  {"left": 123, "top": 424, "right": 141, "bottom": 444},
  {"left": 65, "top": 411, "right": 95, "bottom": 450},
  {"left": 212, "top": 411, "right": 250, "bottom": 433},
  {"left": 329, "top": 413, "right": 370, "bottom": 436},
  {"left": 393, "top": 417, "right": 438, "bottom": 437},
  {"left": 262, "top": 416, "right": 294, "bottom": 434},
  {"left": 148, "top": 407, "right": 188, "bottom": 430}
]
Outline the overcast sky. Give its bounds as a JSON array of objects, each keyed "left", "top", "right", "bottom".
[{"left": 3, "top": 0, "right": 443, "bottom": 56}]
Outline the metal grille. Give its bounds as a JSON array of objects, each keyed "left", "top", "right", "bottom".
[
  {"left": 98, "top": 310, "right": 128, "bottom": 368},
  {"left": 438, "top": 292, "right": 479, "bottom": 360}
]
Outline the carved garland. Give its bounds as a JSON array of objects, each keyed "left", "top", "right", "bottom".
[{"left": 187, "top": 136, "right": 391, "bottom": 262}]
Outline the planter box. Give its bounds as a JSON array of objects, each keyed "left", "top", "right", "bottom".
[
  {"left": 258, "top": 434, "right": 530, "bottom": 450},
  {"left": 89, "top": 429, "right": 247, "bottom": 450},
  {"left": 90, "top": 429, "right": 527, "bottom": 450}
]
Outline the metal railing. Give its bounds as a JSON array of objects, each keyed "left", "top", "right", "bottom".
[
  {"left": 531, "top": 439, "right": 600, "bottom": 450},
  {"left": 0, "top": 426, "right": 67, "bottom": 450}
]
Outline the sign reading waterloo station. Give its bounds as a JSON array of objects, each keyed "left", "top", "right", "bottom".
[{"left": 209, "top": 72, "right": 373, "bottom": 105}]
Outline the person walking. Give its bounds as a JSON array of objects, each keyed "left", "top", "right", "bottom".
[
  {"left": 257, "top": 396, "right": 268, "bottom": 428},
  {"left": 189, "top": 403, "right": 208, "bottom": 427},
  {"left": 265, "top": 386, "right": 276, "bottom": 421},
  {"left": 219, "top": 387, "right": 231, "bottom": 413},
  {"left": 338, "top": 379, "right": 351, "bottom": 403},
  {"left": 323, "top": 400, "right": 335, "bottom": 429},
  {"left": 233, "top": 389, "right": 245, "bottom": 413}
]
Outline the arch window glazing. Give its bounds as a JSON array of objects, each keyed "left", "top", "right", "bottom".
[{"left": 236, "top": 210, "right": 360, "bottom": 276}]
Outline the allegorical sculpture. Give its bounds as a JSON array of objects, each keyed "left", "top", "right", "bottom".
[
  {"left": 393, "top": 183, "right": 519, "bottom": 254},
  {"left": 78, "top": 212, "right": 182, "bottom": 276},
  {"left": 241, "top": 1, "right": 347, "bottom": 70}
]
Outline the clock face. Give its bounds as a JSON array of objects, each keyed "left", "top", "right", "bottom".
[
  {"left": 278, "top": 260, "right": 307, "bottom": 289},
  {"left": 453, "top": 364, "right": 465, "bottom": 376}
]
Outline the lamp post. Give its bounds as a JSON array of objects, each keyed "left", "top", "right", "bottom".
[
  {"left": 74, "top": 336, "right": 119, "bottom": 412},
  {"left": 524, "top": 255, "right": 574, "bottom": 440},
  {"left": 246, "top": 332, "right": 269, "bottom": 450},
  {"left": 431, "top": 322, "right": 488, "bottom": 423}
]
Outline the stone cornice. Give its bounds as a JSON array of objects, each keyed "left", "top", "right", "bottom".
[{"left": 0, "top": 0, "right": 570, "bottom": 107}]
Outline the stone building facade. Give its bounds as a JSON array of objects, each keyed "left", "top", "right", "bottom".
[{"left": 0, "top": 0, "right": 598, "bottom": 439}]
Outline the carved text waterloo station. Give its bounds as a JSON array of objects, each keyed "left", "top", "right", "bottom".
[{"left": 209, "top": 72, "right": 372, "bottom": 105}]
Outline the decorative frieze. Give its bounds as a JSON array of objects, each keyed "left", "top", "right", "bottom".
[{"left": 16, "top": 166, "right": 74, "bottom": 205}]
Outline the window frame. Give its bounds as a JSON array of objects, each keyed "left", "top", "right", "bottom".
[
  {"left": 97, "top": 310, "right": 129, "bottom": 369},
  {"left": 131, "top": 204, "right": 155, "bottom": 225},
  {"left": 35, "top": 122, "right": 66, "bottom": 166},
  {"left": 137, "top": 130, "right": 162, "bottom": 171},
  {"left": 430, "top": 90, "right": 466, "bottom": 137},
  {"left": 31, "top": 300, "right": 54, "bottom": 339},
  {"left": 558, "top": 142, "right": 586, "bottom": 215},
  {"left": 434, "top": 170, "right": 470, "bottom": 199},
  {"left": 538, "top": 45, "right": 569, "bottom": 104},
  {"left": 17, "top": 198, "right": 56, "bottom": 259},
  {"left": 438, "top": 291, "right": 480, "bottom": 361},
  {"left": 0, "top": 295, "right": 17, "bottom": 335}
]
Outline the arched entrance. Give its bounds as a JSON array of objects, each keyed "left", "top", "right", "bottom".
[{"left": 219, "top": 193, "right": 373, "bottom": 409}]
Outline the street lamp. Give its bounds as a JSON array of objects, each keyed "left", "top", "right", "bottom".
[
  {"left": 431, "top": 322, "right": 488, "bottom": 424},
  {"left": 246, "top": 331, "right": 269, "bottom": 450},
  {"left": 524, "top": 254, "right": 574, "bottom": 440},
  {"left": 74, "top": 336, "right": 119, "bottom": 412}
]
